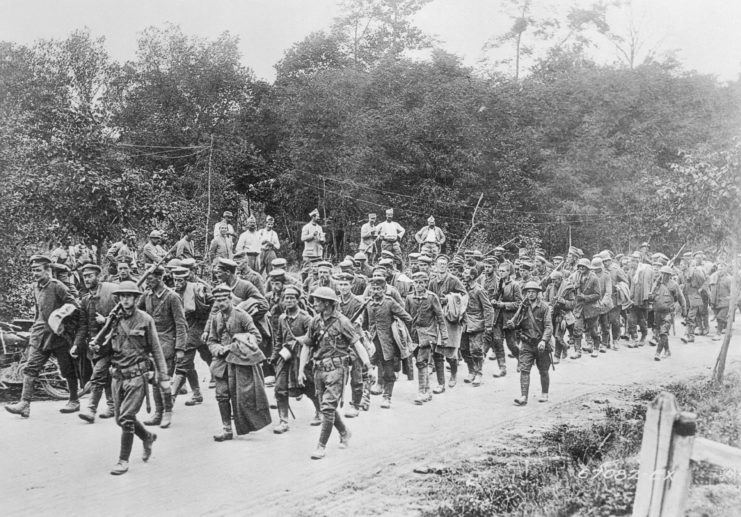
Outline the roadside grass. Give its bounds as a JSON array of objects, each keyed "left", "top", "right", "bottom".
[{"left": 420, "top": 371, "right": 741, "bottom": 516}]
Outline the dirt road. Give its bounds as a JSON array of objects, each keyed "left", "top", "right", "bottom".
[{"left": 1, "top": 329, "right": 739, "bottom": 517}]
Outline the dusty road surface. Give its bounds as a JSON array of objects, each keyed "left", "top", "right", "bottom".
[{"left": 1, "top": 328, "right": 739, "bottom": 517}]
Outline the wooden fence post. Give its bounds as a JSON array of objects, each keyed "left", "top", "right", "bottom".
[
  {"left": 632, "top": 392, "right": 679, "bottom": 517},
  {"left": 661, "top": 411, "right": 697, "bottom": 516}
]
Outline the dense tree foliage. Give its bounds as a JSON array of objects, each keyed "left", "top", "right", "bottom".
[{"left": 1, "top": 3, "right": 739, "bottom": 315}]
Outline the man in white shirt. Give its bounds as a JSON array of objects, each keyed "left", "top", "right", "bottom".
[
  {"left": 258, "top": 216, "right": 280, "bottom": 275},
  {"left": 414, "top": 216, "right": 445, "bottom": 258},
  {"left": 235, "top": 215, "right": 261, "bottom": 270},
  {"left": 358, "top": 213, "right": 378, "bottom": 263},
  {"left": 301, "top": 209, "right": 325, "bottom": 264},
  {"left": 375, "top": 209, "right": 405, "bottom": 267},
  {"left": 213, "top": 211, "right": 236, "bottom": 244}
]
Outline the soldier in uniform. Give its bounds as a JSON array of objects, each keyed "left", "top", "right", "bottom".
[
  {"left": 174, "top": 227, "right": 195, "bottom": 260},
  {"left": 363, "top": 277, "right": 413, "bottom": 408},
  {"left": 98, "top": 281, "right": 168, "bottom": 475},
  {"left": 209, "top": 223, "right": 234, "bottom": 267},
  {"left": 105, "top": 230, "right": 138, "bottom": 275},
  {"left": 235, "top": 250, "right": 266, "bottom": 294},
  {"left": 708, "top": 261, "right": 732, "bottom": 341},
  {"left": 271, "top": 285, "right": 321, "bottom": 433},
  {"left": 414, "top": 216, "right": 446, "bottom": 258},
  {"left": 680, "top": 255, "right": 707, "bottom": 343},
  {"left": 505, "top": 281, "right": 553, "bottom": 406},
  {"left": 572, "top": 258, "right": 601, "bottom": 358},
  {"left": 171, "top": 267, "right": 213, "bottom": 407},
  {"left": 591, "top": 257, "right": 612, "bottom": 355},
  {"left": 358, "top": 213, "right": 378, "bottom": 263},
  {"left": 297, "top": 287, "right": 370, "bottom": 459},
  {"left": 543, "top": 270, "right": 575, "bottom": 364},
  {"left": 428, "top": 254, "right": 466, "bottom": 390},
  {"left": 651, "top": 265, "right": 687, "bottom": 360},
  {"left": 75, "top": 264, "right": 118, "bottom": 422},
  {"left": 141, "top": 230, "right": 166, "bottom": 267},
  {"left": 333, "top": 273, "right": 368, "bottom": 417},
  {"left": 490, "top": 261, "right": 522, "bottom": 377},
  {"left": 460, "top": 267, "right": 494, "bottom": 386},
  {"left": 207, "top": 284, "right": 272, "bottom": 442},
  {"left": 354, "top": 252, "right": 373, "bottom": 278},
  {"left": 137, "top": 266, "right": 187, "bottom": 429},
  {"left": 6, "top": 255, "right": 81, "bottom": 418},
  {"left": 405, "top": 271, "right": 448, "bottom": 404},
  {"left": 376, "top": 209, "right": 405, "bottom": 268},
  {"left": 235, "top": 215, "right": 261, "bottom": 270},
  {"left": 480, "top": 257, "right": 499, "bottom": 361},
  {"left": 600, "top": 251, "right": 628, "bottom": 350},
  {"left": 301, "top": 209, "right": 325, "bottom": 265},
  {"left": 258, "top": 216, "right": 280, "bottom": 275},
  {"left": 110, "top": 257, "right": 139, "bottom": 283},
  {"left": 627, "top": 251, "right": 653, "bottom": 347}
]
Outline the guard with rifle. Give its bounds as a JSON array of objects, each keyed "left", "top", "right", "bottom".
[
  {"left": 103, "top": 281, "right": 168, "bottom": 476},
  {"left": 504, "top": 281, "right": 554, "bottom": 406},
  {"left": 297, "top": 286, "right": 370, "bottom": 460}
]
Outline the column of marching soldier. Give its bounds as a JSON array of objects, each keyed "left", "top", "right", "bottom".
[{"left": 5, "top": 208, "right": 739, "bottom": 475}]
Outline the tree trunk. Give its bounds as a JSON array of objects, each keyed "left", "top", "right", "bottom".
[{"left": 713, "top": 237, "right": 738, "bottom": 384}]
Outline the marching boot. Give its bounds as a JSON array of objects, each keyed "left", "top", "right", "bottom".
[
  {"left": 414, "top": 370, "right": 427, "bottom": 405},
  {"left": 144, "top": 386, "right": 163, "bottom": 426},
  {"left": 79, "top": 386, "right": 103, "bottom": 423},
  {"left": 59, "top": 377, "right": 80, "bottom": 413},
  {"left": 5, "top": 375, "right": 35, "bottom": 418},
  {"left": 360, "top": 377, "right": 372, "bottom": 411},
  {"left": 570, "top": 338, "right": 582, "bottom": 359},
  {"left": 160, "top": 389, "right": 173, "bottom": 429},
  {"left": 421, "top": 370, "right": 432, "bottom": 403},
  {"left": 273, "top": 399, "right": 290, "bottom": 434},
  {"left": 370, "top": 369, "right": 383, "bottom": 395},
  {"left": 185, "top": 387, "right": 203, "bottom": 406},
  {"left": 380, "top": 382, "right": 393, "bottom": 409},
  {"left": 142, "top": 432, "right": 157, "bottom": 462},
  {"left": 447, "top": 360, "right": 458, "bottom": 388},
  {"left": 99, "top": 385, "right": 115, "bottom": 419},
  {"left": 432, "top": 357, "right": 446, "bottom": 393},
  {"left": 492, "top": 357, "right": 507, "bottom": 378},
  {"left": 170, "top": 374, "right": 186, "bottom": 406},
  {"left": 213, "top": 401, "right": 234, "bottom": 442}
]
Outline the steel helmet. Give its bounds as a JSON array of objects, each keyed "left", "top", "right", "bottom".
[
  {"left": 576, "top": 258, "right": 591, "bottom": 268},
  {"left": 523, "top": 281, "right": 542, "bottom": 292},
  {"left": 659, "top": 265, "right": 674, "bottom": 275},
  {"left": 113, "top": 281, "right": 142, "bottom": 296},
  {"left": 310, "top": 286, "right": 339, "bottom": 303}
]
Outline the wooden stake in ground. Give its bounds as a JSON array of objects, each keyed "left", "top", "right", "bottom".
[
  {"left": 456, "top": 193, "right": 484, "bottom": 253},
  {"left": 712, "top": 237, "right": 738, "bottom": 385}
]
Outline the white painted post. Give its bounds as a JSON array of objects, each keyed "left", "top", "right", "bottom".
[{"left": 661, "top": 411, "right": 697, "bottom": 516}]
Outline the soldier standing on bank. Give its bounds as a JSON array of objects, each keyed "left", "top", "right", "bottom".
[
  {"left": 414, "top": 216, "right": 446, "bottom": 258},
  {"left": 297, "top": 287, "right": 370, "bottom": 459},
  {"left": 376, "top": 209, "right": 405, "bottom": 268},
  {"left": 506, "top": 281, "right": 553, "bottom": 406},
  {"left": 101, "top": 281, "right": 168, "bottom": 475},
  {"left": 359, "top": 213, "right": 378, "bottom": 263}
]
